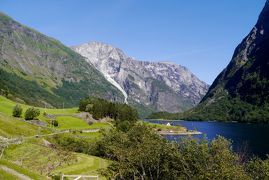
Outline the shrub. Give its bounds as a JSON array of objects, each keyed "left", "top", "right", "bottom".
[
  {"left": 24, "top": 107, "right": 40, "bottom": 120},
  {"left": 12, "top": 104, "right": 23, "bottom": 117},
  {"left": 51, "top": 120, "right": 59, "bottom": 127},
  {"left": 85, "top": 104, "right": 93, "bottom": 112},
  {"left": 95, "top": 125, "right": 252, "bottom": 179}
]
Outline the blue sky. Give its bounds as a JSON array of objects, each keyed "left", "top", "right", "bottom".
[{"left": 0, "top": 0, "right": 266, "bottom": 84}]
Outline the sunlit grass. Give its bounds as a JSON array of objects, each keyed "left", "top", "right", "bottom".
[
  {"left": 0, "top": 159, "right": 45, "bottom": 180},
  {"left": 0, "top": 168, "right": 18, "bottom": 180},
  {"left": 0, "top": 95, "right": 77, "bottom": 118},
  {"left": 0, "top": 113, "right": 44, "bottom": 138},
  {"left": 53, "top": 153, "right": 109, "bottom": 177},
  {"left": 56, "top": 116, "right": 90, "bottom": 130},
  {"left": 3, "top": 139, "right": 108, "bottom": 178}
]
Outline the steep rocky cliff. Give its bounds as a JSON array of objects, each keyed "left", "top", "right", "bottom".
[
  {"left": 178, "top": 1, "right": 269, "bottom": 122},
  {"left": 72, "top": 42, "right": 209, "bottom": 115}
]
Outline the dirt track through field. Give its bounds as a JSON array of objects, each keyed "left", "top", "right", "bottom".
[{"left": 0, "top": 165, "right": 32, "bottom": 180}]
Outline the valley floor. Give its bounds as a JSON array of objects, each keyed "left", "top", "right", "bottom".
[{"left": 0, "top": 95, "right": 198, "bottom": 179}]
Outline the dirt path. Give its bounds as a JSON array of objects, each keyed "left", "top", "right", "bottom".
[{"left": 0, "top": 165, "right": 32, "bottom": 180}]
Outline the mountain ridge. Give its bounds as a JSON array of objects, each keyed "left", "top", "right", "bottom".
[
  {"left": 149, "top": 0, "right": 269, "bottom": 122},
  {"left": 72, "top": 41, "right": 209, "bottom": 115}
]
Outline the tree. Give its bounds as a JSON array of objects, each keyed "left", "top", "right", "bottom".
[
  {"left": 24, "top": 107, "right": 40, "bottom": 120},
  {"left": 12, "top": 104, "right": 23, "bottom": 117},
  {"left": 95, "top": 125, "right": 250, "bottom": 179},
  {"left": 79, "top": 96, "right": 138, "bottom": 126},
  {"left": 246, "top": 157, "right": 269, "bottom": 179}
]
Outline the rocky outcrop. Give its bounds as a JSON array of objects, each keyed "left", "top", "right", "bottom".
[
  {"left": 72, "top": 42, "right": 209, "bottom": 113},
  {"left": 188, "top": 1, "right": 269, "bottom": 122}
]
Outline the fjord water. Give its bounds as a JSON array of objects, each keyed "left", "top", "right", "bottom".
[{"left": 146, "top": 120, "right": 269, "bottom": 158}]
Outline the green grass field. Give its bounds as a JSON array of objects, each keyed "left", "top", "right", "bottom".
[
  {"left": 0, "top": 168, "right": 18, "bottom": 180},
  {"left": 53, "top": 153, "right": 109, "bottom": 177},
  {"left": 56, "top": 116, "right": 90, "bottom": 130},
  {"left": 0, "top": 113, "right": 44, "bottom": 138},
  {"left": 0, "top": 95, "right": 111, "bottom": 179},
  {"left": 0, "top": 95, "right": 77, "bottom": 117},
  {"left": 0, "top": 95, "right": 110, "bottom": 131},
  {"left": 0, "top": 159, "right": 45, "bottom": 180},
  {"left": 2, "top": 139, "right": 108, "bottom": 178}
]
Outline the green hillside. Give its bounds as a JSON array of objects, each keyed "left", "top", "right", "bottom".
[
  {"left": 0, "top": 12, "right": 124, "bottom": 108},
  {"left": 148, "top": 2, "right": 269, "bottom": 123}
]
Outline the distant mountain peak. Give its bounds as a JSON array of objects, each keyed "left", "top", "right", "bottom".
[{"left": 73, "top": 42, "right": 209, "bottom": 115}]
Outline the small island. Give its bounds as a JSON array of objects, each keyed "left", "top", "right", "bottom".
[{"left": 143, "top": 121, "right": 202, "bottom": 135}]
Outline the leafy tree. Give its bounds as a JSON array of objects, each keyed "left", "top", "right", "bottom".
[
  {"left": 24, "top": 107, "right": 40, "bottom": 120},
  {"left": 246, "top": 157, "right": 269, "bottom": 179},
  {"left": 12, "top": 104, "right": 23, "bottom": 117},
  {"left": 79, "top": 97, "right": 138, "bottom": 130},
  {"left": 94, "top": 125, "right": 251, "bottom": 179}
]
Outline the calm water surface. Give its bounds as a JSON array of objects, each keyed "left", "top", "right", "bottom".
[{"left": 146, "top": 120, "right": 269, "bottom": 158}]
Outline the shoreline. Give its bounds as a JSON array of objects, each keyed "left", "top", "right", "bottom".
[
  {"left": 158, "top": 130, "right": 202, "bottom": 136},
  {"left": 145, "top": 119, "right": 240, "bottom": 124}
]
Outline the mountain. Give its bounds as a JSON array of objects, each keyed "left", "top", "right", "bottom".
[
  {"left": 72, "top": 42, "right": 209, "bottom": 116},
  {"left": 150, "top": 1, "right": 269, "bottom": 122},
  {"left": 0, "top": 13, "right": 124, "bottom": 107}
]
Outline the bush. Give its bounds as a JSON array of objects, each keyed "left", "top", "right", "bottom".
[
  {"left": 12, "top": 104, "right": 23, "bottom": 117},
  {"left": 95, "top": 125, "right": 254, "bottom": 179},
  {"left": 51, "top": 120, "right": 59, "bottom": 127},
  {"left": 49, "top": 134, "right": 91, "bottom": 154},
  {"left": 246, "top": 157, "right": 269, "bottom": 179},
  {"left": 24, "top": 107, "right": 40, "bottom": 120}
]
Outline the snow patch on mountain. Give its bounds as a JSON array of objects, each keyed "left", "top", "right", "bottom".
[
  {"left": 103, "top": 73, "right": 128, "bottom": 103},
  {"left": 72, "top": 41, "right": 209, "bottom": 113}
]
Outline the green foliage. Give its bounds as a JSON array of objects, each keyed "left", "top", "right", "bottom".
[
  {"left": 53, "top": 79, "right": 124, "bottom": 108},
  {"left": 12, "top": 104, "right": 22, "bottom": 117},
  {"left": 93, "top": 124, "right": 264, "bottom": 179},
  {"left": 0, "top": 159, "right": 45, "bottom": 180},
  {"left": 79, "top": 97, "right": 138, "bottom": 131},
  {"left": 148, "top": 94, "right": 269, "bottom": 123},
  {"left": 49, "top": 133, "right": 93, "bottom": 154},
  {"left": 24, "top": 107, "right": 40, "bottom": 120},
  {"left": 147, "top": 111, "right": 177, "bottom": 120},
  {"left": 51, "top": 120, "right": 58, "bottom": 127},
  {"left": 246, "top": 157, "right": 269, "bottom": 179},
  {"left": 0, "top": 68, "right": 65, "bottom": 108},
  {"left": 0, "top": 12, "right": 124, "bottom": 109},
  {"left": 176, "top": 45, "right": 269, "bottom": 123}
]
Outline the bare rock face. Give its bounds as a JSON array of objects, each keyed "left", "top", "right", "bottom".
[
  {"left": 72, "top": 42, "right": 209, "bottom": 114},
  {"left": 187, "top": 1, "right": 269, "bottom": 122},
  {"left": 203, "top": 0, "right": 269, "bottom": 102}
]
